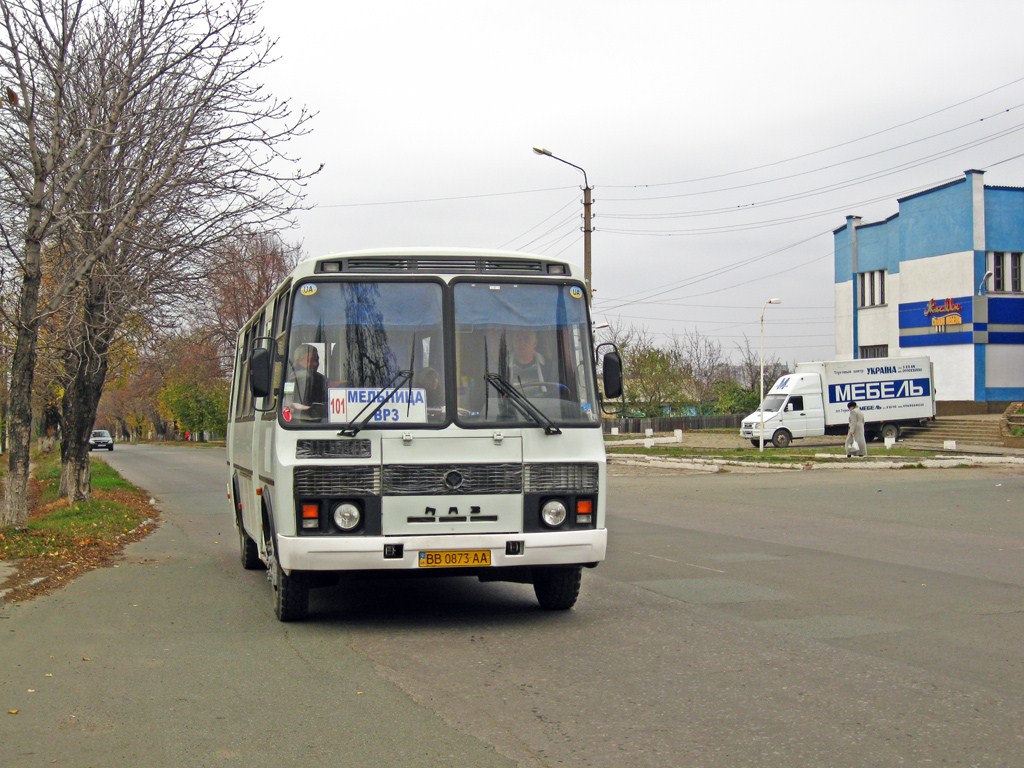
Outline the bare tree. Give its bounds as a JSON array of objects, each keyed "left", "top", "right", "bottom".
[
  {"left": 669, "top": 329, "right": 726, "bottom": 409},
  {"left": 0, "top": 0, "right": 319, "bottom": 524},
  {"left": 196, "top": 229, "right": 301, "bottom": 370},
  {"left": 734, "top": 335, "right": 789, "bottom": 397}
]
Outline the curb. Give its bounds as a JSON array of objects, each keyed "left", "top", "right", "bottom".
[{"left": 609, "top": 452, "right": 1024, "bottom": 473}]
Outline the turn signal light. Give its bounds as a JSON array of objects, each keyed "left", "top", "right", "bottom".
[
  {"left": 301, "top": 503, "right": 319, "bottom": 519},
  {"left": 576, "top": 499, "right": 593, "bottom": 525}
]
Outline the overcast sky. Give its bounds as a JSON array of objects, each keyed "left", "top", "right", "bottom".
[{"left": 255, "top": 0, "right": 1024, "bottom": 363}]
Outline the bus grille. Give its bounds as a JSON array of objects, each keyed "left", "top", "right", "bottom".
[
  {"left": 383, "top": 463, "right": 522, "bottom": 496},
  {"left": 296, "top": 439, "right": 371, "bottom": 459},
  {"left": 525, "top": 463, "right": 599, "bottom": 492},
  {"left": 294, "top": 466, "right": 380, "bottom": 496}
]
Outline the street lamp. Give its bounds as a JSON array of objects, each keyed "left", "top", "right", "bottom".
[
  {"left": 532, "top": 147, "right": 593, "bottom": 297},
  {"left": 977, "top": 269, "right": 993, "bottom": 295},
  {"left": 759, "top": 298, "right": 782, "bottom": 453}
]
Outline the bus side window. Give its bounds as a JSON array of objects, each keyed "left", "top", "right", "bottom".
[
  {"left": 271, "top": 288, "right": 291, "bottom": 397},
  {"left": 234, "top": 327, "right": 251, "bottom": 418}
]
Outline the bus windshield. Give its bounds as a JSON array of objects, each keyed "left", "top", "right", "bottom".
[
  {"left": 280, "top": 278, "right": 599, "bottom": 429},
  {"left": 283, "top": 280, "right": 446, "bottom": 426},
  {"left": 453, "top": 281, "right": 599, "bottom": 427}
]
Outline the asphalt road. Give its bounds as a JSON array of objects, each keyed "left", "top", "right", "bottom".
[{"left": 2, "top": 445, "right": 1022, "bottom": 767}]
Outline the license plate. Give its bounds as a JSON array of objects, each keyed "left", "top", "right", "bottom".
[{"left": 418, "top": 549, "right": 492, "bottom": 568}]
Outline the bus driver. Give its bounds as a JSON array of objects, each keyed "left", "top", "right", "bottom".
[
  {"left": 289, "top": 343, "right": 327, "bottom": 417},
  {"left": 510, "top": 329, "right": 548, "bottom": 393}
]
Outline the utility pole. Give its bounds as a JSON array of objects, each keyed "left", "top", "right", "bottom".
[{"left": 533, "top": 147, "right": 592, "bottom": 298}]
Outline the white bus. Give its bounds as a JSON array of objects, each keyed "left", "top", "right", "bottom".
[{"left": 227, "top": 247, "right": 622, "bottom": 620}]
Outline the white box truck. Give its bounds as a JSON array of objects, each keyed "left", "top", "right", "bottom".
[{"left": 740, "top": 357, "right": 935, "bottom": 448}]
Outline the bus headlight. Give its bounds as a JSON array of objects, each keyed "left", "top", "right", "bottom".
[
  {"left": 332, "top": 502, "right": 362, "bottom": 531},
  {"left": 541, "top": 499, "right": 568, "bottom": 528}
]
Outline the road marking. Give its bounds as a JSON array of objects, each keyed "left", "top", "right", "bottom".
[
  {"left": 632, "top": 552, "right": 727, "bottom": 574},
  {"left": 684, "top": 562, "right": 728, "bottom": 574}
]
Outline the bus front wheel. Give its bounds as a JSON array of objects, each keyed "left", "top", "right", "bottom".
[
  {"left": 533, "top": 566, "right": 582, "bottom": 610},
  {"left": 268, "top": 536, "right": 309, "bottom": 621}
]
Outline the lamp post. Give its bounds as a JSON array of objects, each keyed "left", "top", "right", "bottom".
[
  {"left": 759, "top": 298, "right": 782, "bottom": 453},
  {"left": 532, "top": 147, "right": 592, "bottom": 297}
]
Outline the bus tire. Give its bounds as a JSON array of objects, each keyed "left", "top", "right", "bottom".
[
  {"left": 533, "top": 566, "right": 582, "bottom": 610},
  {"left": 232, "top": 479, "right": 262, "bottom": 571},
  {"left": 238, "top": 522, "right": 262, "bottom": 571},
  {"left": 266, "top": 523, "right": 308, "bottom": 621},
  {"left": 771, "top": 429, "right": 792, "bottom": 449},
  {"left": 272, "top": 554, "right": 309, "bottom": 622}
]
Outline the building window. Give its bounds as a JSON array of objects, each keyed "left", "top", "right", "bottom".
[
  {"left": 857, "top": 269, "right": 886, "bottom": 307},
  {"left": 860, "top": 345, "right": 889, "bottom": 359},
  {"left": 989, "top": 252, "right": 1022, "bottom": 293}
]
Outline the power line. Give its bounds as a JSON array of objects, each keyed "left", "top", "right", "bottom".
[
  {"left": 595, "top": 230, "right": 831, "bottom": 310},
  {"left": 601, "top": 75, "right": 1024, "bottom": 190},
  {"left": 315, "top": 184, "right": 577, "bottom": 208}
]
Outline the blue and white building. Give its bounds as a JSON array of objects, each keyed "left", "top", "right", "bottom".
[{"left": 834, "top": 170, "right": 1024, "bottom": 411}]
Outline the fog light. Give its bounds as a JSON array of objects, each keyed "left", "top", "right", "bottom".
[
  {"left": 333, "top": 502, "right": 362, "bottom": 531},
  {"left": 301, "top": 518, "right": 319, "bottom": 529},
  {"left": 541, "top": 499, "right": 568, "bottom": 528}
]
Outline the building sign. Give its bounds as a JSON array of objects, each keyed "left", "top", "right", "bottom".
[
  {"left": 924, "top": 298, "right": 963, "bottom": 329},
  {"left": 898, "top": 296, "right": 973, "bottom": 347},
  {"left": 924, "top": 298, "right": 962, "bottom": 316}
]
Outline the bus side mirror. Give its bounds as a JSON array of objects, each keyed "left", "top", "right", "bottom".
[
  {"left": 249, "top": 347, "right": 272, "bottom": 398},
  {"left": 599, "top": 347, "right": 622, "bottom": 399}
]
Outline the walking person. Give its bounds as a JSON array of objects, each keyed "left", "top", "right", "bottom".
[{"left": 845, "top": 401, "right": 867, "bottom": 457}]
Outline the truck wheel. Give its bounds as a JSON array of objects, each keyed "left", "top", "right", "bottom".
[
  {"left": 750, "top": 439, "right": 761, "bottom": 448},
  {"left": 771, "top": 429, "right": 792, "bottom": 449},
  {"left": 882, "top": 423, "right": 900, "bottom": 441},
  {"left": 533, "top": 566, "right": 582, "bottom": 610}
]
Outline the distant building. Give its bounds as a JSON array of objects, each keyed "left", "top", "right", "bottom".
[{"left": 833, "top": 170, "right": 1024, "bottom": 412}]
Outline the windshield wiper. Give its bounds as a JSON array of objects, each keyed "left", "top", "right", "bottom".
[
  {"left": 485, "top": 373, "right": 562, "bottom": 436},
  {"left": 338, "top": 369, "right": 413, "bottom": 437}
]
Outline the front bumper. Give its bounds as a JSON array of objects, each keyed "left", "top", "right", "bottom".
[{"left": 276, "top": 529, "right": 607, "bottom": 572}]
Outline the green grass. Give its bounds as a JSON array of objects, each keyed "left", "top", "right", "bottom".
[{"left": 0, "top": 451, "right": 152, "bottom": 561}]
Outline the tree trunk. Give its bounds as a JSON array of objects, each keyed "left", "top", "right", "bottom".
[
  {"left": 59, "top": 358, "right": 109, "bottom": 501},
  {"left": 59, "top": 285, "right": 114, "bottom": 502},
  {"left": 2, "top": 253, "right": 43, "bottom": 529}
]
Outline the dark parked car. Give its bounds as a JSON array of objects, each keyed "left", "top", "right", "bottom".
[{"left": 89, "top": 429, "right": 114, "bottom": 451}]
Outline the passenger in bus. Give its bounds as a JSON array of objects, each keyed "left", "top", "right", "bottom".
[
  {"left": 415, "top": 366, "right": 444, "bottom": 410},
  {"left": 510, "top": 329, "right": 549, "bottom": 393},
  {"left": 290, "top": 343, "right": 327, "bottom": 418}
]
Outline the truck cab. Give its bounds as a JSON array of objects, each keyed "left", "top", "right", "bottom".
[{"left": 741, "top": 373, "right": 826, "bottom": 448}]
